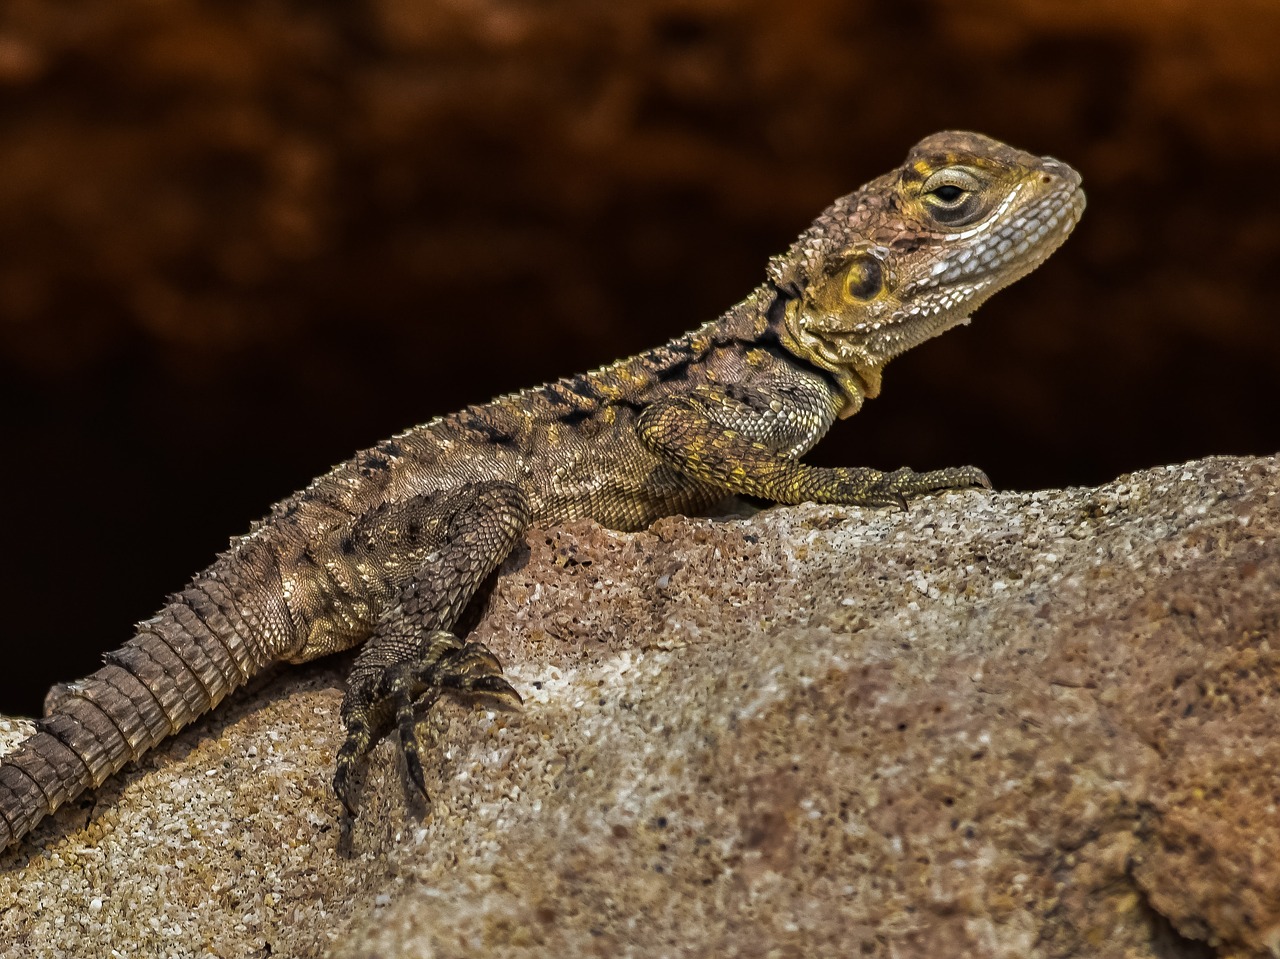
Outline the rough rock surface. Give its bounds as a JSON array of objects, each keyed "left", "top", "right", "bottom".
[{"left": 1, "top": 454, "right": 1277, "bottom": 958}]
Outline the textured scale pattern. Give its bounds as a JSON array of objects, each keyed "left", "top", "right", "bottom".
[{"left": 0, "top": 132, "right": 1084, "bottom": 849}]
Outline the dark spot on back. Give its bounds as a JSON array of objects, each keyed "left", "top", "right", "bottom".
[
  {"left": 653, "top": 353, "right": 693, "bottom": 383},
  {"left": 640, "top": 341, "right": 701, "bottom": 383},
  {"left": 723, "top": 383, "right": 773, "bottom": 413},
  {"left": 542, "top": 387, "right": 573, "bottom": 407},
  {"left": 556, "top": 408, "right": 593, "bottom": 427},
  {"left": 457, "top": 411, "right": 518, "bottom": 447},
  {"left": 357, "top": 451, "right": 392, "bottom": 474}
]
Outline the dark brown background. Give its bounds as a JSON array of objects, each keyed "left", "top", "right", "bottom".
[{"left": 2, "top": 0, "right": 1278, "bottom": 714}]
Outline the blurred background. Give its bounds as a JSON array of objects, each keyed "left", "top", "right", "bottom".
[{"left": 2, "top": 0, "right": 1278, "bottom": 713}]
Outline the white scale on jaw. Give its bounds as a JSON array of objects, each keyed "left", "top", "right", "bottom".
[
  {"left": 906, "top": 277, "right": 994, "bottom": 317},
  {"left": 850, "top": 272, "right": 995, "bottom": 333},
  {"left": 928, "top": 198, "right": 1069, "bottom": 286}
]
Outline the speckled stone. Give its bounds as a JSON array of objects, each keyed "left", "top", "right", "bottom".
[{"left": 1, "top": 455, "right": 1277, "bottom": 958}]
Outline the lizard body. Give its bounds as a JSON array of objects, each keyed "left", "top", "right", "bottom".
[{"left": 0, "top": 132, "right": 1084, "bottom": 848}]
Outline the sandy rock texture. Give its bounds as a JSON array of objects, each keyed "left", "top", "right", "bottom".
[
  {"left": 1, "top": 454, "right": 1277, "bottom": 958},
  {"left": 8, "top": 0, "right": 1280, "bottom": 743}
]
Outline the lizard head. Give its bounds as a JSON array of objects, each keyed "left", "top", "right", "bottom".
[{"left": 770, "top": 131, "right": 1085, "bottom": 416}]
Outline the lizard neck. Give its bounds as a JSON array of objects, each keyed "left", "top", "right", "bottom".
[
  {"left": 534, "top": 285, "right": 843, "bottom": 419},
  {"left": 563, "top": 289, "right": 773, "bottom": 403},
  {"left": 768, "top": 282, "right": 873, "bottom": 419}
]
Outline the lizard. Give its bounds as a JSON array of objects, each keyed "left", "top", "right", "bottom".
[{"left": 0, "top": 131, "right": 1084, "bottom": 850}]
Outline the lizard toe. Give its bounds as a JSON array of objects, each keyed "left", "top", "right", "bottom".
[{"left": 334, "top": 632, "right": 521, "bottom": 817}]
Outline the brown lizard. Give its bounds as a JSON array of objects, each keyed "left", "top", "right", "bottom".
[{"left": 0, "top": 131, "right": 1084, "bottom": 849}]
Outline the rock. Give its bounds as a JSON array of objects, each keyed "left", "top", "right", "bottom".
[{"left": 1, "top": 454, "right": 1277, "bottom": 958}]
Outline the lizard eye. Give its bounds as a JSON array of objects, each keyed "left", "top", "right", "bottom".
[
  {"left": 843, "top": 255, "right": 884, "bottom": 301},
  {"left": 921, "top": 167, "right": 984, "bottom": 225}
]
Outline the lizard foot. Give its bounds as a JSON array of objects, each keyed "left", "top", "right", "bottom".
[
  {"left": 849, "top": 465, "right": 991, "bottom": 508},
  {"left": 805, "top": 464, "right": 991, "bottom": 508},
  {"left": 332, "top": 630, "right": 522, "bottom": 816},
  {"left": 869, "top": 465, "right": 991, "bottom": 507}
]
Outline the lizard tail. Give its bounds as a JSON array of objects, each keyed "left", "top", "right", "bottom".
[{"left": 0, "top": 563, "right": 293, "bottom": 849}]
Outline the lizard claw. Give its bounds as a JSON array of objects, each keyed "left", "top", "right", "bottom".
[
  {"left": 953, "top": 466, "right": 993, "bottom": 491},
  {"left": 868, "top": 465, "right": 991, "bottom": 506},
  {"left": 333, "top": 632, "right": 521, "bottom": 816},
  {"left": 333, "top": 723, "right": 369, "bottom": 817}
]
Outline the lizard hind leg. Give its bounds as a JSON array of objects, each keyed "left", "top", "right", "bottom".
[{"left": 332, "top": 480, "right": 529, "bottom": 817}]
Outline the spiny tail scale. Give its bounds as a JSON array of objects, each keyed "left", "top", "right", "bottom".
[{"left": 0, "top": 550, "right": 293, "bottom": 847}]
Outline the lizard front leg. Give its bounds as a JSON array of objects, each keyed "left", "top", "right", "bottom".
[
  {"left": 331, "top": 480, "right": 529, "bottom": 815},
  {"left": 637, "top": 386, "right": 989, "bottom": 508}
]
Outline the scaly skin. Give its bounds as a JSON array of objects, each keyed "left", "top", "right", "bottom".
[{"left": 0, "top": 131, "right": 1084, "bottom": 848}]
